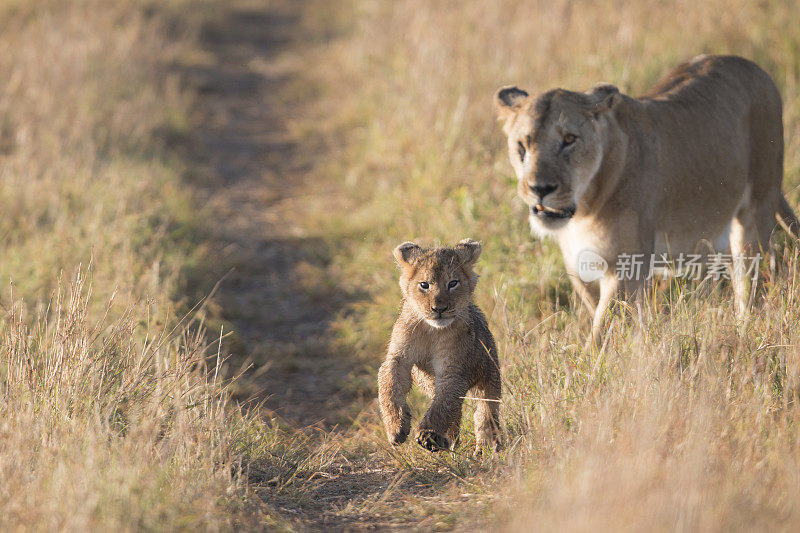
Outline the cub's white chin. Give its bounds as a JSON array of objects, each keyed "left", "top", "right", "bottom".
[{"left": 426, "top": 317, "right": 455, "bottom": 329}]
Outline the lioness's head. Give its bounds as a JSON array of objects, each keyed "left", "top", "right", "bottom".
[
  {"left": 494, "top": 83, "right": 622, "bottom": 232},
  {"left": 393, "top": 239, "right": 482, "bottom": 329}
]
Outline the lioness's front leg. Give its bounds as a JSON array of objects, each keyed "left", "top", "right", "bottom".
[
  {"left": 589, "top": 271, "right": 648, "bottom": 349},
  {"left": 588, "top": 274, "right": 618, "bottom": 349},
  {"left": 377, "top": 356, "right": 413, "bottom": 445},
  {"left": 567, "top": 273, "right": 599, "bottom": 314},
  {"left": 415, "top": 372, "right": 470, "bottom": 452}
]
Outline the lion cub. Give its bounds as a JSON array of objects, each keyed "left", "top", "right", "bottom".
[{"left": 378, "top": 239, "right": 501, "bottom": 453}]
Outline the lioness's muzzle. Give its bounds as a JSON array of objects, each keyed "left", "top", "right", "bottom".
[{"left": 531, "top": 204, "right": 576, "bottom": 219}]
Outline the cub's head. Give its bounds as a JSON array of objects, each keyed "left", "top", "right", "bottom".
[
  {"left": 393, "top": 239, "right": 482, "bottom": 329},
  {"left": 494, "top": 83, "right": 622, "bottom": 233}
]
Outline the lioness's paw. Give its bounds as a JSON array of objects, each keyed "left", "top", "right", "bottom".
[{"left": 415, "top": 429, "right": 450, "bottom": 452}]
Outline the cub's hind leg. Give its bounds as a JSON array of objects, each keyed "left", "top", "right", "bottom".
[
  {"left": 446, "top": 410, "right": 462, "bottom": 451},
  {"left": 472, "top": 378, "right": 502, "bottom": 454}
]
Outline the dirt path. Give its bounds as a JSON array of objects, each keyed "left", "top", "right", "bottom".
[
  {"left": 179, "top": 0, "right": 362, "bottom": 428},
  {"left": 172, "top": 3, "right": 471, "bottom": 529}
]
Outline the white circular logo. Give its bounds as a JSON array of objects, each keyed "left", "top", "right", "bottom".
[{"left": 576, "top": 249, "right": 608, "bottom": 282}]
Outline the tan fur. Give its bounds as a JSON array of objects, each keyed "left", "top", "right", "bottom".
[
  {"left": 495, "top": 55, "right": 799, "bottom": 344},
  {"left": 377, "top": 239, "right": 502, "bottom": 453}
]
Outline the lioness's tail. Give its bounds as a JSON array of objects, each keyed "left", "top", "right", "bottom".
[{"left": 776, "top": 194, "right": 800, "bottom": 238}]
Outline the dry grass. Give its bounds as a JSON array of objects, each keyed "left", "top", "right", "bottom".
[
  {"left": 5, "top": 0, "right": 800, "bottom": 529},
  {"left": 0, "top": 269, "right": 238, "bottom": 529},
  {"left": 0, "top": 1, "right": 278, "bottom": 529}
]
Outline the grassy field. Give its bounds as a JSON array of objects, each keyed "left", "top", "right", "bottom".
[
  {"left": 2, "top": 0, "right": 800, "bottom": 530},
  {"left": 0, "top": 1, "right": 272, "bottom": 529}
]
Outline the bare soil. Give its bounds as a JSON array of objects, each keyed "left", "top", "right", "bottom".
[{"left": 179, "top": 0, "right": 365, "bottom": 429}]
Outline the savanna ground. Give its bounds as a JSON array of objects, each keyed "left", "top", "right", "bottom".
[{"left": 2, "top": 0, "right": 800, "bottom": 530}]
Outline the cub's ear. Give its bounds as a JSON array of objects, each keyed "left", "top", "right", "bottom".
[
  {"left": 393, "top": 242, "right": 421, "bottom": 266},
  {"left": 455, "top": 238, "right": 482, "bottom": 265},
  {"left": 589, "top": 83, "right": 621, "bottom": 116},
  {"left": 494, "top": 86, "right": 529, "bottom": 119}
]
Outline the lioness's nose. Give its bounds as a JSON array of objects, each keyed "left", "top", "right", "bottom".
[
  {"left": 431, "top": 305, "right": 448, "bottom": 315},
  {"left": 530, "top": 183, "right": 558, "bottom": 198}
]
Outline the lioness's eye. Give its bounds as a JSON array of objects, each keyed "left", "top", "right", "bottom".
[
  {"left": 563, "top": 133, "right": 577, "bottom": 145},
  {"left": 448, "top": 280, "right": 459, "bottom": 289},
  {"left": 517, "top": 141, "right": 526, "bottom": 162},
  {"left": 419, "top": 281, "right": 429, "bottom": 290}
]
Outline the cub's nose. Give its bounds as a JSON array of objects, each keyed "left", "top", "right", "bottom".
[
  {"left": 530, "top": 183, "right": 558, "bottom": 199},
  {"left": 431, "top": 305, "right": 449, "bottom": 316}
]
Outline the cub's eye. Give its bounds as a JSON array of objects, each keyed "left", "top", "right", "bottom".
[
  {"left": 562, "top": 133, "right": 577, "bottom": 146},
  {"left": 419, "top": 281, "right": 429, "bottom": 290},
  {"left": 448, "top": 280, "right": 459, "bottom": 289},
  {"left": 517, "top": 141, "right": 526, "bottom": 162}
]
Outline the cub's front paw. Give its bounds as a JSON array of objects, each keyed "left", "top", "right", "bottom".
[
  {"left": 387, "top": 418, "right": 411, "bottom": 445},
  {"left": 415, "top": 428, "right": 450, "bottom": 452}
]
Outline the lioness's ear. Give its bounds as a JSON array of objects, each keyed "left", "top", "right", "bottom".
[
  {"left": 393, "top": 242, "right": 421, "bottom": 266},
  {"left": 589, "top": 83, "right": 621, "bottom": 116},
  {"left": 494, "top": 86, "right": 529, "bottom": 119},
  {"left": 455, "top": 238, "right": 482, "bottom": 265}
]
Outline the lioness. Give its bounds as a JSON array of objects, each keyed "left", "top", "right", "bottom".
[
  {"left": 495, "top": 55, "right": 799, "bottom": 343},
  {"left": 377, "top": 239, "right": 502, "bottom": 454}
]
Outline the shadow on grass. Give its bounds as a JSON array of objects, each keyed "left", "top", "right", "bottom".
[{"left": 161, "top": 0, "right": 371, "bottom": 428}]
